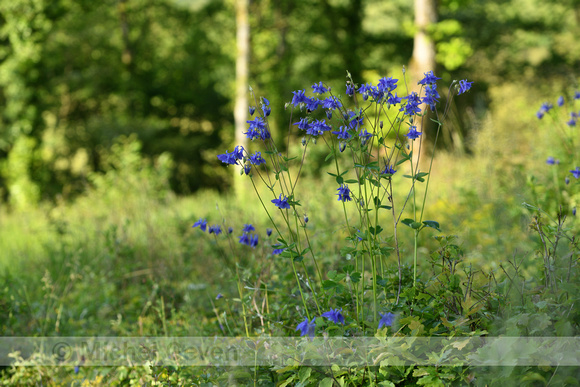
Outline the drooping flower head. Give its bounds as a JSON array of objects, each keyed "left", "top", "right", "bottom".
[
  {"left": 570, "top": 167, "right": 580, "bottom": 179},
  {"left": 422, "top": 84, "right": 440, "bottom": 111},
  {"left": 332, "top": 126, "right": 352, "bottom": 140},
  {"left": 378, "top": 76, "right": 398, "bottom": 93},
  {"left": 336, "top": 184, "right": 352, "bottom": 202},
  {"left": 291, "top": 89, "right": 307, "bottom": 107},
  {"left": 418, "top": 71, "right": 441, "bottom": 85},
  {"left": 346, "top": 83, "right": 355, "bottom": 96},
  {"left": 272, "top": 194, "right": 291, "bottom": 209},
  {"left": 296, "top": 317, "right": 316, "bottom": 338},
  {"left": 557, "top": 96, "right": 564, "bottom": 107},
  {"left": 546, "top": 157, "right": 556, "bottom": 165},
  {"left": 245, "top": 117, "right": 270, "bottom": 140},
  {"left": 242, "top": 224, "right": 255, "bottom": 233},
  {"left": 400, "top": 92, "right": 422, "bottom": 116},
  {"left": 458, "top": 79, "right": 473, "bottom": 95},
  {"left": 405, "top": 126, "right": 422, "bottom": 140},
  {"left": 192, "top": 218, "right": 208, "bottom": 232},
  {"left": 208, "top": 225, "right": 222, "bottom": 235},
  {"left": 249, "top": 151, "right": 266, "bottom": 165},
  {"left": 378, "top": 312, "right": 395, "bottom": 329},
  {"left": 261, "top": 97, "right": 271, "bottom": 116},
  {"left": 322, "top": 308, "right": 345, "bottom": 325},
  {"left": 382, "top": 165, "right": 396, "bottom": 175},
  {"left": 312, "top": 81, "right": 328, "bottom": 94},
  {"left": 305, "top": 97, "right": 321, "bottom": 112}
]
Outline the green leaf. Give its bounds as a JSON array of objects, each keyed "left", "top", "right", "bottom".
[
  {"left": 422, "top": 220, "right": 441, "bottom": 231},
  {"left": 336, "top": 175, "right": 344, "bottom": 185},
  {"left": 283, "top": 156, "right": 298, "bottom": 162},
  {"left": 369, "top": 225, "right": 383, "bottom": 235},
  {"left": 293, "top": 255, "right": 304, "bottom": 263},
  {"left": 322, "top": 280, "right": 337, "bottom": 290},
  {"left": 298, "top": 367, "right": 312, "bottom": 382},
  {"left": 319, "top": 377, "right": 334, "bottom": 387},
  {"left": 327, "top": 270, "right": 338, "bottom": 280},
  {"left": 344, "top": 179, "right": 359, "bottom": 184},
  {"left": 401, "top": 218, "right": 421, "bottom": 229},
  {"left": 340, "top": 246, "right": 357, "bottom": 256},
  {"left": 327, "top": 172, "right": 337, "bottom": 177},
  {"left": 379, "top": 205, "right": 392, "bottom": 210},
  {"left": 349, "top": 272, "right": 361, "bottom": 283}
]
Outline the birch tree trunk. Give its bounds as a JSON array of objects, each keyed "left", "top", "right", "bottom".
[
  {"left": 410, "top": 0, "right": 436, "bottom": 169},
  {"left": 234, "top": 0, "right": 250, "bottom": 196}
]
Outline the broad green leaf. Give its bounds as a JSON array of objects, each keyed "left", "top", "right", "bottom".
[{"left": 422, "top": 220, "right": 441, "bottom": 231}]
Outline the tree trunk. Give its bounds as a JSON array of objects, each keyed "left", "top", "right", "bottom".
[
  {"left": 234, "top": 0, "right": 250, "bottom": 196},
  {"left": 409, "top": 0, "right": 436, "bottom": 169}
]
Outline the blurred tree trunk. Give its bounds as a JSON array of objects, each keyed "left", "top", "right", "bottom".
[
  {"left": 234, "top": 0, "right": 250, "bottom": 197},
  {"left": 410, "top": 0, "right": 436, "bottom": 169}
]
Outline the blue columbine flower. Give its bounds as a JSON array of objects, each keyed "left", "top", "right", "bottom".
[
  {"left": 405, "top": 126, "right": 422, "bottom": 140},
  {"left": 332, "top": 126, "right": 352, "bottom": 140},
  {"left": 243, "top": 224, "right": 255, "bottom": 232},
  {"left": 546, "top": 157, "right": 556, "bottom": 165},
  {"left": 228, "top": 227, "right": 233, "bottom": 234},
  {"left": 217, "top": 150, "right": 239, "bottom": 165},
  {"left": 419, "top": 71, "right": 441, "bottom": 85},
  {"left": 358, "top": 83, "right": 373, "bottom": 101},
  {"left": 304, "top": 214, "right": 309, "bottom": 224},
  {"left": 570, "top": 167, "right": 580, "bottom": 179},
  {"left": 458, "top": 79, "right": 473, "bottom": 95},
  {"left": 401, "top": 92, "right": 422, "bottom": 116},
  {"left": 567, "top": 117, "right": 577, "bottom": 127},
  {"left": 266, "top": 228, "right": 272, "bottom": 237},
  {"left": 243, "top": 164, "right": 251, "bottom": 175},
  {"left": 379, "top": 312, "right": 395, "bottom": 329},
  {"left": 337, "top": 184, "right": 352, "bottom": 202},
  {"left": 296, "top": 317, "right": 316, "bottom": 338},
  {"left": 239, "top": 233, "right": 258, "bottom": 248},
  {"left": 322, "top": 308, "right": 345, "bottom": 325},
  {"left": 261, "top": 97, "right": 271, "bottom": 116},
  {"left": 322, "top": 96, "right": 342, "bottom": 110},
  {"left": 346, "top": 83, "right": 355, "bottom": 96},
  {"left": 292, "top": 90, "right": 307, "bottom": 107},
  {"left": 308, "top": 119, "right": 332, "bottom": 136},
  {"left": 245, "top": 117, "right": 270, "bottom": 140},
  {"left": 557, "top": 96, "right": 564, "bottom": 107},
  {"left": 272, "top": 244, "right": 286, "bottom": 255},
  {"left": 208, "top": 225, "right": 222, "bottom": 235},
  {"left": 216, "top": 293, "right": 224, "bottom": 300},
  {"left": 305, "top": 96, "right": 321, "bottom": 112},
  {"left": 249, "top": 106, "right": 256, "bottom": 116},
  {"left": 272, "top": 194, "right": 291, "bottom": 209},
  {"left": 312, "top": 81, "right": 328, "bottom": 94},
  {"left": 359, "top": 128, "right": 372, "bottom": 145},
  {"left": 233, "top": 145, "right": 244, "bottom": 160},
  {"left": 382, "top": 165, "right": 396, "bottom": 175},
  {"left": 249, "top": 151, "right": 266, "bottom": 165},
  {"left": 378, "top": 76, "right": 398, "bottom": 93},
  {"left": 387, "top": 92, "right": 402, "bottom": 106},
  {"left": 192, "top": 218, "right": 208, "bottom": 231},
  {"left": 294, "top": 117, "right": 311, "bottom": 132},
  {"left": 423, "top": 84, "right": 440, "bottom": 111}
]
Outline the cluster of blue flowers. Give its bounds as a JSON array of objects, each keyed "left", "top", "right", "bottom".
[
  {"left": 536, "top": 92, "right": 580, "bottom": 123},
  {"left": 192, "top": 219, "right": 288, "bottom": 254},
  {"left": 296, "top": 310, "right": 395, "bottom": 337}
]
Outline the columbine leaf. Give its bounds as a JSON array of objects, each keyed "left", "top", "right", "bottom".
[
  {"left": 401, "top": 218, "right": 421, "bottom": 229},
  {"left": 422, "top": 220, "right": 441, "bottom": 231}
]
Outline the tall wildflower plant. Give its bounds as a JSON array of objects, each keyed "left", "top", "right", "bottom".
[
  {"left": 527, "top": 91, "right": 579, "bottom": 291},
  {"left": 207, "top": 69, "right": 472, "bottom": 333}
]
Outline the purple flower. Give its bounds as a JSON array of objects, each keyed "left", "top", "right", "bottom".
[
  {"left": 359, "top": 128, "right": 372, "bottom": 145},
  {"left": 358, "top": 83, "right": 373, "bottom": 101},
  {"left": 292, "top": 90, "right": 307, "bottom": 106},
  {"left": 308, "top": 119, "right": 332, "bottom": 136},
  {"left": 296, "top": 317, "right": 316, "bottom": 338},
  {"left": 294, "top": 117, "right": 311, "bottom": 132},
  {"left": 332, "top": 126, "right": 352, "bottom": 140},
  {"left": 272, "top": 244, "right": 286, "bottom": 255},
  {"left": 387, "top": 92, "right": 402, "bottom": 106},
  {"left": 243, "top": 164, "right": 251, "bottom": 175},
  {"left": 378, "top": 77, "right": 398, "bottom": 93},
  {"left": 322, "top": 308, "right": 345, "bottom": 325},
  {"left": 557, "top": 96, "right": 564, "bottom": 107},
  {"left": 239, "top": 233, "right": 258, "bottom": 248},
  {"left": 249, "top": 106, "right": 256, "bottom": 116},
  {"left": 575, "top": 91, "right": 580, "bottom": 100},
  {"left": 312, "top": 81, "right": 328, "bottom": 94},
  {"left": 217, "top": 150, "right": 239, "bottom": 165},
  {"left": 546, "top": 157, "right": 556, "bottom": 165},
  {"left": 245, "top": 117, "right": 270, "bottom": 140},
  {"left": 261, "top": 97, "right": 271, "bottom": 116},
  {"left": 418, "top": 71, "right": 441, "bottom": 85},
  {"left": 249, "top": 151, "right": 266, "bottom": 165},
  {"left": 573, "top": 207, "right": 576, "bottom": 216},
  {"left": 266, "top": 228, "right": 272, "bottom": 237},
  {"left": 400, "top": 92, "right": 422, "bottom": 116},
  {"left": 336, "top": 184, "right": 352, "bottom": 202},
  {"left": 458, "top": 79, "right": 473, "bottom": 95},
  {"left": 242, "top": 224, "right": 255, "bottom": 232},
  {"left": 272, "top": 194, "right": 291, "bottom": 209},
  {"left": 422, "top": 84, "right": 440, "bottom": 111},
  {"left": 570, "top": 167, "right": 580, "bottom": 179},
  {"left": 405, "top": 126, "right": 422, "bottom": 140},
  {"left": 208, "top": 225, "right": 222, "bottom": 235},
  {"left": 346, "top": 83, "right": 355, "bottom": 96},
  {"left": 305, "top": 97, "right": 320, "bottom": 112},
  {"left": 567, "top": 118, "right": 577, "bottom": 127},
  {"left": 322, "top": 96, "right": 342, "bottom": 110},
  {"left": 382, "top": 165, "right": 396, "bottom": 175},
  {"left": 216, "top": 293, "right": 224, "bottom": 300},
  {"left": 378, "top": 312, "right": 395, "bottom": 329},
  {"left": 304, "top": 214, "right": 309, "bottom": 224},
  {"left": 192, "top": 218, "right": 208, "bottom": 231}
]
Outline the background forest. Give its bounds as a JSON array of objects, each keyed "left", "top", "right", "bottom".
[{"left": 0, "top": 0, "right": 579, "bottom": 385}]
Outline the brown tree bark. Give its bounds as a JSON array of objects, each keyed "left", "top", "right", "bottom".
[{"left": 409, "top": 0, "right": 437, "bottom": 169}]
